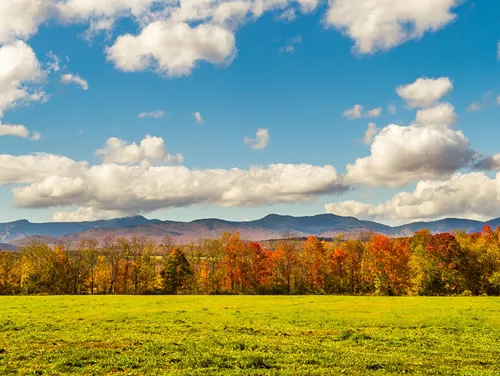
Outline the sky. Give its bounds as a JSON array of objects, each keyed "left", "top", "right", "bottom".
[{"left": 0, "top": 0, "right": 500, "bottom": 225}]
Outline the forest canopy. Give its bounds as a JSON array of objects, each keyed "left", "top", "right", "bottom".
[{"left": 1, "top": 227, "right": 500, "bottom": 296}]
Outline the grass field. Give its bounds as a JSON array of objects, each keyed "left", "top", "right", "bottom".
[{"left": 0, "top": 296, "right": 499, "bottom": 375}]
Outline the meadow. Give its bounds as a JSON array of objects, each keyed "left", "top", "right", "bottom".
[{"left": 0, "top": 296, "right": 499, "bottom": 375}]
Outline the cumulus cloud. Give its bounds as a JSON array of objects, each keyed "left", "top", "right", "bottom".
[
  {"left": 397, "top": 77, "right": 453, "bottom": 108},
  {"left": 0, "top": 0, "right": 462, "bottom": 82},
  {"left": 138, "top": 110, "right": 165, "bottom": 119},
  {"left": 95, "top": 135, "right": 183, "bottom": 165},
  {"left": 0, "top": 123, "right": 30, "bottom": 138},
  {"left": 30, "top": 131, "right": 41, "bottom": 141},
  {"left": 388, "top": 104, "right": 397, "bottom": 115},
  {"left": 55, "top": 0, "right": 156, "bottom": 20},
  {"left": 326, "top": 172, "right": 500, "bottom": 222},
  {"left": 324, "top": 0, "right": 458, "bottom": 54},
  {"left": 343, "top": 105, "right": 382, "bottom": 119},
  {"left": 106, "top": 21, "right": 236, "bottom": 77},
  {"left": 473, "top": 154, "right": 500, "bottom": 171},
  {"left": 277, "top": 8, "right": 296, "bottom": 22},
  {"left": 345, "top": 123, "right": 474, "bottom": 188},
  {"left": 344, "top": 77, "right": 470, "bottom": 189},
  {"left": 53, "top": 206, "right": 121, "bottom": 222},
  {"left": 245, "top": 128, "right": 270, "bottom": 150},
  {"left": 0, "top": 40, "right": 46, "bottom": 117},
  {"left": 363, "top": 122, "right": 380, "bottom": 145},
  {"left": 467, "top": 91, "right": 493, "bottom": 112},
  {"left": 60, "top": 73, "right": 89, "bottom": 90},
  {"left": 0, "top": 123, "right": 40, "bottom": 140},
  {"left": 0, "top": 40, "right": 45, "bottom": 138},
  {"left": 193, "top": 111, "right": 204, "bottom": 123},
  {"left": 415, "top": 102, "right": 456, "bottom": 126},
  {"left": 0, "top": 0, "right": 463, "bottom": 82},
  {"left": 0, "top": 153, "right": 86, "bottom": 186},
  {"left": 366, "top": 107, "right": 382, "bottom": 118},
  {"left": 342, "top": 104, "right": 363, "bottom": 119},
  {"left": 0, "top": 0, "right": 53, "bottom": 44},
  {"left": 9, "top": 161, "right": 347, "bottom": 214},
  {"left": 297, "top": 0, "right": 318, "bottom": 13}
]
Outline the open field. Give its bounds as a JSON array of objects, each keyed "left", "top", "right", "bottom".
[{"left": 0, "top": 297, "right": 499, "bottom": 375}]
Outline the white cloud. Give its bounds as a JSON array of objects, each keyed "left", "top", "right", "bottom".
[
  {"left": 245, "top": 128, "right": 270, "bottom": 150},
  {"left": 30, "top": 131, "right": 41, "bottom": 141},
  {"left": 0, "top": 123, "right": 41, "bottom": 141},
  {"left": 95, "top": 135, "right": 183, "bottom": 165},
  {"left": 277, "top": 8, "right": 295, "bottom": 22},
  {"left": 46, "top": 51, "right": 61, "bottom": 72},
  {"left": 9, "top": 161, "right": 347, "bottom": 214},
  {"left": 388, "top": 104, "right": 397, "bottom": 115},
  {"left": 0, "top": 153, "right": 86, "bottom": 186},
  {"left": 346, "top": 122, "right": 474, "bottom": 188},
  {"left": 194, "top": 111, "right": 204, "bottom": 123},
  {"left": 467, "top": 91, "right": 493, "bottom": 112},
  {"left": 497, "top": 95, "right": 500, "bottom": 105},
  {"left": 363, "top": 122, "right": 379, "bottom": 145},
  {"left": 497, "top": 41, "right": 500, "bottom": 60},
  {"left": 0, "top": 0, "right": 53, "bottom": 44},
  {"left": 55, "top": 0, "right": 156, "bottom": 26},
  {"left": 138, "top": 110, "right": 165, "bottom": 119},
  {"left": 60, "top": 73, "right": 89, "bottom": 90},
  {"left": 0, "top": 41, "right": 44, "bottom": 139},
  {"left": 343, "top": 104, "right": 382, "bottom": 119},
  {"left": 467, "top": 102, "right": 482, "bottom": 112},
  {"left": 0, "top": 40, "right": 46, "bottom": 117},
  {"left": 106, "top": 21, "right": 236, "bottom": 77},
  {"left": 473, "top": 154, "right": 500, "bottom": 171},
  {"left": 396, "top": 77, "right": 453, "bottom": 108},
  {"left": 53, "top": 206, "right": 121, "bottom": 222},
  {"left": 0, "top": 123, "right": 29, "bottom": 138},
  {"left": 324, "top": 0, "right": 458, "bottom": 54},
  {"left": 326, "top": 172, "right": 500, "bottom": 222},
  {"left": 415, "top": 102, "right": 456, "bottom": 126},
  {"left": 0, "top": 0, "right": 461, "bottom": 83},
  {"left": 297, "top": 0, "right": 318, "bottom": 13},
  {"left": 366, "top": 107, "right": 382, "bottom": 118},
  {"left": 210, "top": 1, "right": 253, "bottom": 27},
  {"left": 342, "top": 104, "right": 363, "bottom": 119}
]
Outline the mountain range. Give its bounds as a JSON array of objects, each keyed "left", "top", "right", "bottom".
[{"left": 1, "top": 214, "right": 500, "bottom": 248}]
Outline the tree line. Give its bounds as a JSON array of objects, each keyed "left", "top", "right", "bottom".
[{"left": 1, "top": 227, "right": 500, "bottom": 296}]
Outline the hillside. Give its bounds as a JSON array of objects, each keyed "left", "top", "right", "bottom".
[
  {"left": 3, "top": 213, "right": 500, "bottom": 246},
  {"left": 6, "top": 213, "right": 500, "bottom": 246},
  {"left": 0, "top": 242, "right": 16, "bottom": 251}
]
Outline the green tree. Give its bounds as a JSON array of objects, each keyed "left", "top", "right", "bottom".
[{"left": 161, "top": 248, "right": 193, "bottom": 294}]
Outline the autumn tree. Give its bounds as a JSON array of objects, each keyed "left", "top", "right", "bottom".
[
  {"left": 198, "top": 238, "right": 225, "bottom": 294},
  {"left": 270, "top": 238, "right": 299, "bottom": 294},
  {"left": 102, "top": 236, "right": 123, "bottom": 294},
  {"left": 410, "top": 231, "right": 466, "bottom": 295},
  {"left": 79, "top": 238, "right": 99, "bottom": 294},
  {"left": 366, "top": 234, "right": 410, "bottom": 296},
  {"left": 0, "top": 251, "right": 21, "bottom": 295}
]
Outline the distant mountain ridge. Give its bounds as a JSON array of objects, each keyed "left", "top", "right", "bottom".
[{"left": 1, "top": 214, "right": 499, "bottom": 246}]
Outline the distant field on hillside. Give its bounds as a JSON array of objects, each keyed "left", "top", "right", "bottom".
[{"left": 1, "top": 296, "right": 499, "bottom": 375}]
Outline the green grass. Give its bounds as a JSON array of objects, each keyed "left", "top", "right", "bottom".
[{"left": 0, "top": 296, "right": 499, "bottom": 375}]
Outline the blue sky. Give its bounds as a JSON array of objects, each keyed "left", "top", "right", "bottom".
[{"left": 0, "top": 0, "right": 500, "bottom": 224}]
